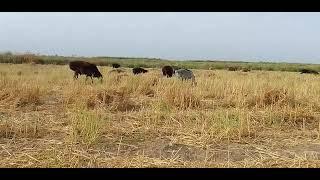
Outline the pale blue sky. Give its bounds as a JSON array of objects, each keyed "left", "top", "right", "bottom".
[{"left": 0, "top": 12, "right": 320, "bottom": 63}]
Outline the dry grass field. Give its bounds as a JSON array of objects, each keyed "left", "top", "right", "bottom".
[{"left": 1, "top": 63, "right": 320, "bottom": 167}]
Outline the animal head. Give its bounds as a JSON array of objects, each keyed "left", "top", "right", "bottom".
[
  {"left": 112, "top": 63, "right": 120, "bottom": 68},
  {"left": 93, "top": 71, "right": 103, "bottom": 78},
  {"left": 94, "top": 71, "right": 103, "bottom": 83}
]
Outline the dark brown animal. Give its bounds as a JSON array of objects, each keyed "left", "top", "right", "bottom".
[
  {"left": 69, "top": 61, "right": 103, "bottom": 83},
  {"left": 112, "top": 63, "right": 121, "bottom": 68},
  {"left": 300, "top": 69, "right": 319, "bottom": 74},
  {"left": 228, "top": 66, "right": 239, "bottom": 71},
  {"left": 162, "top": 66, "right": 174, "bottom": 77},
  {"left": 242, "top": 68, "right": 251, "bottom": 72},
  {"left": 132, "top": 67, "right": 148, "bottom": 75}
]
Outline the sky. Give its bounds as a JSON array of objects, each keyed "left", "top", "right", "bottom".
[{"left": 0, "top": 12, "right": 320, "bottom": 64}]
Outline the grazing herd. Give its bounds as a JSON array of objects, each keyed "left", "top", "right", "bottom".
[
  {"left": 68, "top": 60, "right": 197, "bottom": 84},
  {"left": 68, "top": 60, "right": 320, "bottom": 84}
]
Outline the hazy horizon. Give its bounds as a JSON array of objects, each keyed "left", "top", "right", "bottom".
[{"left": 1, "top": 12, "right": 320, "bottom": 64}]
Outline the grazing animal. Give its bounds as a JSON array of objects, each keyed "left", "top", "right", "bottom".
[
  {"left": 112, "top": 63, "right": 121, "bottom": 68},
  {"left": 175, "top": 69, "right": 197, "bottom": 85},
  {"left": 300, "top": 69, "right": 319, "bottom": 74},
  {"left": 228, "top": 67, "right": 239, "bottom": 71},
  {"left": 69, "top": 61, "right": 103, "bottom": 83},
  {"left": 242, "top": 68, "right": 251, "bottom": 72},
  {"left": 162, "top": 66, "right": 174, "bottom": 77},
  {"left": 132, "top": 67, "right": 148, "bottom": 75}
]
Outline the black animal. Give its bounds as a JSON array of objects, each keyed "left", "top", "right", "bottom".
[
  {"left": 132, "top": 67, "right": 148, "bottom": 75},
  {"left": 112, "top": 63, "right": 121, "bottom": 68},
  {"left": 228, "top": 66, "right": 239, "bottom": 71},
  {"left": 300, "top": 69, "right": 319, "bottom": 74},
  {"left": 162, "top": 66, "right": 174, "bottom": 77},
  {"left": 69, "top": 61, "right": 103, "bottom": 83},
  {"left": 242, "top": 68, "right": 251, "bottom": 72}
]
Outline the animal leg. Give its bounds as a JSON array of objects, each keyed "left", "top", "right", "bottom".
[{"left": 73, "top": 72, "right": 78, "bottom": 79}]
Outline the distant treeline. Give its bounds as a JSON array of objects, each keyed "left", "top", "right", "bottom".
[{"left": 0, "top": 52, "right": 320, "bottom": 72}]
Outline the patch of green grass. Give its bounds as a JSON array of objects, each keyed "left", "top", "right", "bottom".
[{"left": 1, "top": 52, "right": 320, "bottom": 73}]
